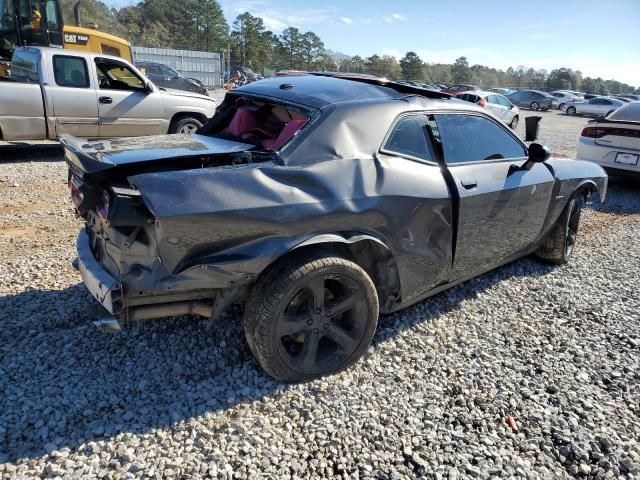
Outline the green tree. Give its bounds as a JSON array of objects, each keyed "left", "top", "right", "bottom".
[
  {"left": 280, "top": 27, "right": 302, "bottom": 69},
  {"left": 300, "top": 31, "right": 324, "bottom": 70},
  {"left": 366, "top": 55, "right": 401, "bottom": 79},
  {"left": 452, "top": 56, "right": 471, "bottom": 83},
  {"left": 399, "top": 51, "right": 426, "bottom": 80},
  {"left": 231, "top": 12, "right": 267, "bottom": 69}
]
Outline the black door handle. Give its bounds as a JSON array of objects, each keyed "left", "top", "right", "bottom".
[
  {"left": 460, "top": 177, "right": 478, "bottom": 190},
  {"left": 99, "top": 96, "right": 112, "bottom": 104}
]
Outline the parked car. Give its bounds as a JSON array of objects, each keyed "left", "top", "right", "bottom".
[
  {"left": 562, "top": 97, "right": 626, "bottom": 117},
  {"left": 583, "top": 93, "right": 601, "bottom": 100},
  {"left": 549, "top": 90, "right": 583, "bottom": 109},
  {"left": 576, "top": 102, "right": 640, "bottom": 177},
  {"left": 64, "top": 73, "right": 607, "bottom": 382},
  {"left": 0, "top": 47, "right": 216, "bottom": 140},
  {"left": 488, "top": 87, "right": 515, "bottom": 96},
  {"left": 444, "top": 83, "right": 476, "bottom": 94},
  {"left": 507, "top": 90, "right": 557, "bottom": 111},
  {"left": 611, "top": 95, "right": 632, "bottom": 103},
  {"left": 621, "top": 94, "right": 640, "bottom": 101},
  {"left": 455, "top": 90, "right": 520, "bottom": 128},
  {"left": 135, "top": 61, "right": 208, "bottom": 96}
]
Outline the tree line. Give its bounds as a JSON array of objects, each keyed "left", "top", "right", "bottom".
[{"left": 62, "top": 0, "right": 638, "bottom": 93}]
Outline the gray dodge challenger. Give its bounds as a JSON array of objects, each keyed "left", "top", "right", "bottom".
[{"left": 62, "top": 74, "right": 607, "bottom": 382}]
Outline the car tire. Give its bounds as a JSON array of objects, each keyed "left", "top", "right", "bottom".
[
  {"left": 558, "top": 103, "right": 565, "bottom": 110},
  {"left": 244, "top": 253, "right": 379, "bottom": 383},
  {"left": 169, "top": 116, "right": 203, "bottom": 134},
  {"left": 509, "top": 115, "right": 519, "bottom": 129},
  {"left": 530, "top": 101, "right": 540, "bottom": 110},
  {"left": 535, "top": 195, "right": 582, "bottom": 265},
  {"left": 566, "top": 106, "right": 577, "bottom": 116}
]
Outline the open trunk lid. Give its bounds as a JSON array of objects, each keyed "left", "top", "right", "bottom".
[{"left": 61, "top": 133, "right": 256, "bottom": 181}]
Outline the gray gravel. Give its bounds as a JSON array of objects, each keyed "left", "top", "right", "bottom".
[{"left": 1, "top": 122, "right": 640, "bottom": 479}]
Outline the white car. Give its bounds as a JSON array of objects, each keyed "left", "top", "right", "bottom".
[
  {"left": 576, "top": 102, "right": 640, "bottom": 177},
  {"left": 563, "top": 97, "right": 626, "bottom": 117},
  {"left": 455, "top": 91, "right": 520, "bottom": 128},
  {"left": 549, "top": 90, "right": 583, "bottom": 109}
]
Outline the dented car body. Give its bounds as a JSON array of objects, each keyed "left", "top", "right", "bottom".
[{"left": 64, "top": 74, "right": 607, "bottom": 382}]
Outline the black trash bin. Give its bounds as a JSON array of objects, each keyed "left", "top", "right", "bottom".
[{"left": 525, "top": 116, "right": 542, "bottom": 141}]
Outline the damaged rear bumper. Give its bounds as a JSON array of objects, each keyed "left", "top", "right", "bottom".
[{"left": 76, "top": 229, "right": 123, "bottom": 316}]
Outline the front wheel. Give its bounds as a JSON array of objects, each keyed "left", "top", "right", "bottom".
[
  {"left": 509, "top": 115, "right": 519, "bottom": 129},
  {"left": 558, "top": 103, "right": 565, "bottom": 110},
  {"left": 530, "top": 101, "right": 540, "bottom": 110},
  {"left": 244, "top": 254, "right": 379, "bottom": 382},
  {"left": 566, "top": 106, "right": 577, "bottom": 116},
  {"left": 169, "top": 116, "right": 203, "bottom": 134},
  {"left": 535, "top": 196, "right": 582, "bottom": 264}
]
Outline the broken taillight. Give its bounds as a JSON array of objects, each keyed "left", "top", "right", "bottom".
[{"left": 70, "top": 176, "right": 85, "bottom": 211}]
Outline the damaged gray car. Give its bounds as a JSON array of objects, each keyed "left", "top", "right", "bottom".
[{"left": 63, "top": 74, "right": 607, "bottom": 382}]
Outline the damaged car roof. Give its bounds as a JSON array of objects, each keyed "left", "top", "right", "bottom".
[{"left": 231, "top": 74, "right": 451, "bottom": 109}]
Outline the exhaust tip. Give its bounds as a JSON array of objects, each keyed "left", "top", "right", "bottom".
[
  {"left": 86, "top": 303, "right": 122, "bottom": 332},
  {"left": 92, "top": 318, "right": 122, "bottom": 333}
]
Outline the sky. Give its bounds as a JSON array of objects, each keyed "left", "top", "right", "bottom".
[{"left": 105, "top": 0, "right": 640, "bottom": 86}]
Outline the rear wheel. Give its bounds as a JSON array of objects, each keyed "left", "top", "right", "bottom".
[
  {"left": 509, "top": 115, "right": 519, "bottom": 129},
  {"left": 530, "top": 101, "right": 540, "bottom": 110},
  {"left": 244, "top": 254, "right": 379, "bottom": 382},
  {"left": 566, "top": 106, "right": 577, "bottom": 116},
  {"left": 535, "top": 196, "right": 582, "bottom": 264},
  {"left": 558, "top": 103, "right": 565, "bottom": 110},
  {"left": 169, "top": 116, "right": 203, "bottom": 134}
]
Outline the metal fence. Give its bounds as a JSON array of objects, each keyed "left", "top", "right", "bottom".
[{"left": 131, "top": 47, "right": 222, "bottom": 88}]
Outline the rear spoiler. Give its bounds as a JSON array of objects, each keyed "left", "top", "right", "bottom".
[{"left": 308, "top": 72, "right": 452, "bottom": 99}]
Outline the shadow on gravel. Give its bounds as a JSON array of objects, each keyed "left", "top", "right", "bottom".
[
  {"left": 0, "top": 180, "right": 636, "bottom": 463},
  {"left": 595, "top": 176, "right": 640, "bottom": 214},
  {"left": 0, "top": 144, "right": 63, "bottom": 163},
  {"left": 0, "top": 258, "right": 559, "bottom": 463}
]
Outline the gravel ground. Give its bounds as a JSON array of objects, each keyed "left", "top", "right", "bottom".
[{"left": 1, "top": 117, "right": 639, "bottom": 479}]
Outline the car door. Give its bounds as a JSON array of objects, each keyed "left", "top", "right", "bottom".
[
  {"left": 94, "top": 58, "right": 165, "bottom": 137},
  {"left": 496, "top": 95, "right": 516, "bottom": 123},
  {"left": 582, "top": 99, "right": 602, "bottom": 115},
  {"left": 431, "top": 113, "right": 555, "bottom": 279},
  {"left": 486, "top": 94, "right": 506, "bottom": 121},
  {"left": 510, "top": 91, "right": 525, "bottom": 107},
  {"left": 46, "top": 54, "right": 99, "bottom": 138}
]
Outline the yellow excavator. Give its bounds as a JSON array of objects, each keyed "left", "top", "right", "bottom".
[{"left": 1, "top": 0, "right": 131, "bottom": 76}]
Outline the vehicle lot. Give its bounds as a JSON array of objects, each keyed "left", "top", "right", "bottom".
[{"left": 1, "top": 111, "right": 639, "bottom": 478}]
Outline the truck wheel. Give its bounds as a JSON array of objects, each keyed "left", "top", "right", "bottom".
[
  {"left": 244, "top": 254, "right": 379, "bottom": 383},
  {"left": 170, "top": 116, "right": 203, "bottom": 134},
  {"left": 535, "top": 196, "right": 582, "bottom": 264}
]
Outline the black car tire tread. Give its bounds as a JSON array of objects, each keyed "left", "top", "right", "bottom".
[
  {"left": 535, "top": 196, "right": 582, "bottom": 264},
  {"left": 244, "top": 254, "right": 379, "bottom": 383},
  {"left": 169, "top": 116, "right": 203, "bottom": 134}
]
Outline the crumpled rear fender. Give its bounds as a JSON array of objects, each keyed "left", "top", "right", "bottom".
[{"left": 128, "top": 155, "right": 454, "bottom": 304}]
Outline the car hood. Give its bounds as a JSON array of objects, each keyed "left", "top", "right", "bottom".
[
  {"left": 160, "top": 88, "right": 213, "bottom": 101},
  {"left": 61, "top": 134, "right": 255, "bottom": 179}
]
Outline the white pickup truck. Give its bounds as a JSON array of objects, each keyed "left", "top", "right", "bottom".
[{"left": 0, "top": 47, "right": 217, "bottom": 141}]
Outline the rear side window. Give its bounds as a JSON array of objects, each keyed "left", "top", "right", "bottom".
[
  {"left": 435, "top": 114, "right": 526, "bottom": 164},
  {"left": 10, "top": 50, "right": 41, "bottom": 83},
  {"left": 383, "top": 115, "right": 436, "bottom": 162},
  {"left": 53, "top": 55, "right": 89, "bottom": 88}
]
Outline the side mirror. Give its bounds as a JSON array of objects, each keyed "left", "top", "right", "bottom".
[
  {"left": 145, "top": 82, "right": 154, "bottom": 93},
  {"left": 528, "top": 143, "right": 551, "bottom": 163}
]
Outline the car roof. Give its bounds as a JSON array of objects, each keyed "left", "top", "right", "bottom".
[{"left": 234, "top": 74, "right": 452, "bottom": 109}]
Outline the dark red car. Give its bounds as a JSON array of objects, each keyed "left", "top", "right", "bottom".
[{"left": 444, "top": 84, "right": 476, "bottom": 95}]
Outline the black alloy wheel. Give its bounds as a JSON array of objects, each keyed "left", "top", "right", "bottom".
[
  {"left": 244, "top": 255, "right": 379, "bottom": 382},
  {"left": 531, "top": 101, "right": 540, "bottom": 110}
]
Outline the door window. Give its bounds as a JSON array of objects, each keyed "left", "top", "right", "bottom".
[
  {"left": 53, "top": 55, "right": 89, "bottom": 88},
  {"left": 9, "top": 49, "right": 40, "bottom": 82},
  {"left": 162, "top": 65, "right": 179, "bottom": 78},
  {"left": 487, "top": 95, "right": 500, "bottom": 105},
  {"left": 45, "top": 0, "right": 59, "bottom": 30},
  {"left": 383, "top": 115, "right": 437, "bottom": 162},
  {"left": 496, "top": 96, "right": 512, "bottom": 107},
  {"left": 95, "top": 59, "right": 145, "bottom": 91},
  {"left": 435, "top": 114, "right": 526, "bottom": 164}
]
